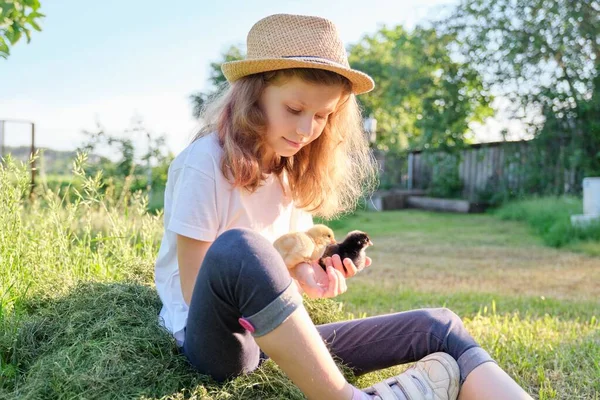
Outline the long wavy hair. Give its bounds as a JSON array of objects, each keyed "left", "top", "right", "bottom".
[{"left": 192, "top": 68, "right": 377, "bottom": 219}]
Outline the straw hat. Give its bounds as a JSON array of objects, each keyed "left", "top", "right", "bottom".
[{"left": 221, "top": 14, "right": 375, "bottom": 95}]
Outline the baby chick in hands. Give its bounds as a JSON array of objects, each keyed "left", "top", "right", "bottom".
[
  {"left": 318, "top": 231, "right": 373, "bottom": 272},
  {"left": 273, "top": 224, "right": 335, "bottom": 269}
]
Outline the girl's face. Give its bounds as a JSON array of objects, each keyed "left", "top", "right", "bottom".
[{"left": 259, "top": 76, "right": 344, "bottom": 165}]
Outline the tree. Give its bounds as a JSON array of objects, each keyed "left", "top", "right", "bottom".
[
  {"left": 348, "top": 25, "right": 493, "bottom": 152},
  {"left": 78, "top": 123, "right": 135, "bottom": 179},
  {"left": 442, "top": 0, "right": 600, "bottom": 186},
  {"left": 190, "top": 45, "right": 245, "bottom": 118},
  {"left": 0, "top": 0, "right": 44, "bottom": 59},
  {"left": 78, "top": 118, "right": 171, "bottom": 184},
  {"left": 442, "top": 0, "right": 598, "bottom": 110}
]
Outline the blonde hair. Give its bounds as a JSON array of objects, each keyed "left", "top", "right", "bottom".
[{"left": 192, "top": 68, "right": 377, "bottom": 219}]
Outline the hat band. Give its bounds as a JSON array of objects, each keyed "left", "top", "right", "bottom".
[{"left": 281, "top": 55, "right": 348, "bottom": 69}]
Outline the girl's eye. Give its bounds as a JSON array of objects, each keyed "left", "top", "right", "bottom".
[{"left": 287, "top": 106, "right": 328, "bottom": 120}]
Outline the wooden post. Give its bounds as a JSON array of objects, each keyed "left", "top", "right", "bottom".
[
  {"left": 30, "top": 122, "right": 36, "bottom": 195},
  {"left": 0, "top": 120, "right": 4, "bottom": 159},
  {"left": 407, "top": 152, "right": 414, "bottom": 190},
  {"left": 146, "top": 132, "right": 152, "bottom": 196}
]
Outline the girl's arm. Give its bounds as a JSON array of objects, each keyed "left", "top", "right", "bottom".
[{"left": 177, "top": 234, "right": 213, "bottom": 306}]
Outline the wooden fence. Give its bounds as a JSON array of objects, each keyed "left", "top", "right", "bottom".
[{"left": 376, "top": 140, "right": 582, "bottom": 203}]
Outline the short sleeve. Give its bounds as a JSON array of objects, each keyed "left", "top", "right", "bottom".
[{"left": 167, "top": 165, "right": 219, "bottom": 242}]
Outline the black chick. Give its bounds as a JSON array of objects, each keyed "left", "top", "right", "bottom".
[{"left": 318, "top": 231, "right": 373, "bottom": 272}]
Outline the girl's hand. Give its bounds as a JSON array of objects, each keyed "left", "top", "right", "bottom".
[
  {"left": 290, "top": 260, "right": 347, "bottom": 299},
  {"left": 322, "top": 254, "right": 372, "bottom": 278}
]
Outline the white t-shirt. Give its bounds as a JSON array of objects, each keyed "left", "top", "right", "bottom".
[{"left": 154, "top": 132, "right": 314, "bottom": 346}]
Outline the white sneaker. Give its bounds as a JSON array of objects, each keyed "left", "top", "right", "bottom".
[{"left": 362, "top": 352, "right": 460, "bottom": 400}]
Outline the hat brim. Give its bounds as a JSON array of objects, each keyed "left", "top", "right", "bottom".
[{"left": 221, "top": 58, "right": 375, "bottom": 95}]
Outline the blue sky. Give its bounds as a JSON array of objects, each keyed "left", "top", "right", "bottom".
[{"left": 1, "top": 0, "right": 521, "bottom": 157}]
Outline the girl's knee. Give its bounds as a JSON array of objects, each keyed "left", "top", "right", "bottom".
[
  {"left": 213, "top": 228, "right": 265, "bottom": 248},
  {"left": 205, "top": 228, "right": 286, "bottom": 278},
  {"left": 423, "top": 307, "right": 465, "bottom": 332},
  {"left": 208, "top": 228, "right": 271, "bottom": 260},
  {"left": 433, "top": 307, "right": 463, "bottom": 323}
]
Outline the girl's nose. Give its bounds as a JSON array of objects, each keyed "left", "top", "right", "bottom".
[{"left": 296, "top": 116, "right": 313, "bottom": 138}]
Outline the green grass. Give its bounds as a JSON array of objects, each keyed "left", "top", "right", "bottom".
[
  {"left": 492, "top": 196, "right": 600, "bottom": 253},
  {"left": 1, "top": 156, "right": 599, "bottom": 399},
  {"left": 324, "top": 209, "right": 541, "bottom": 247},
  {"left": 339, "top": 286, "right": 600, "bottom": 321}
]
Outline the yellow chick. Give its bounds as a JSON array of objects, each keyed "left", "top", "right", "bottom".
[{"left": 273, "top": 224, "right": 336, "bottom": 269}]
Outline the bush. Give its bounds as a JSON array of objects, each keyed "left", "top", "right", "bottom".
[
  {"left": 493, "top": 196, "right": 600, "bottom": 247},
  {"left": 424, "top": 152, "right": 463, "bottom": 198}
]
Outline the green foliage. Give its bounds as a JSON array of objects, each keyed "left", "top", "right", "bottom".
[
  {"left": 209, "top": 45, "right": 244, "bottom": 86},
  {"left": 474, "top": 174, "right": 512, "bottom": 206},
  {"left": 0, "top": 0, "right": 44, "bottom": 58},
  {"left": 0, "top": 154, "right": 161, "bottom": 320},
  {"left": 2, "top": 118, "right": 172, "bottom": 213},
  {"left": 422, "top": 151, "right": 463, "bottom": 198},
  {"left": 472, "top": 141, "right": 579, "bottom": 205},
  {"left": 536, "top": 72, "right": 600, "bottom": 181},
  {"left": 443, "top": 0, "right": 598, "bottom": 109},
  {"left": 76, "top": 119, "right": 173, "bottom": 211},
  {"left": 190, "top": 45, "right": 245, "bottom": 119},
  {"left": 493, "top": 196, "right": 600, "bottom": 247},
  {"left": 375, "top": 149, "right": 408, "bottom": 190},
  {"left": 78, "top": 123, "right": 136, "bottom": 178},
  {"left": 2, "top": 146, "right": 76, "bottom": 176},
  {"left": 442, "top": 0, "right": 600, "bottom": 188},
  {"left": 348, "top": 26, "right": 493, "bottom": 152}
]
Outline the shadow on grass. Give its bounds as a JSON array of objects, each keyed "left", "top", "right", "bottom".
[{"left": 0, "top": 282, "right": 350, "bottom": 399}]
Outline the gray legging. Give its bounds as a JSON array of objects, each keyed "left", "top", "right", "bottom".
[{"left": 182, "top": 228, "right": 495, "bottom": 383}]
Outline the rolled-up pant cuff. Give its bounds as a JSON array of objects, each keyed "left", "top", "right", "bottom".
[
  {"left": 457, "top": 346, "right": 497, "bottom": 384},
  {"left": 242, "top": 282, "right": 303, "bottom": 337}
]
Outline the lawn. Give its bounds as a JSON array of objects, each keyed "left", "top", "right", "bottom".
[
  {"left": 1, "top": 158, "right": 598, "bottom": 399},
  {"left": 330, "top": 211, "right": 599, "bottom": 399}
]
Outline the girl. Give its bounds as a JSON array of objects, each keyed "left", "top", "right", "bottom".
[{"left": 154, "top": 13, "right": 533, "bottom": 400}]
